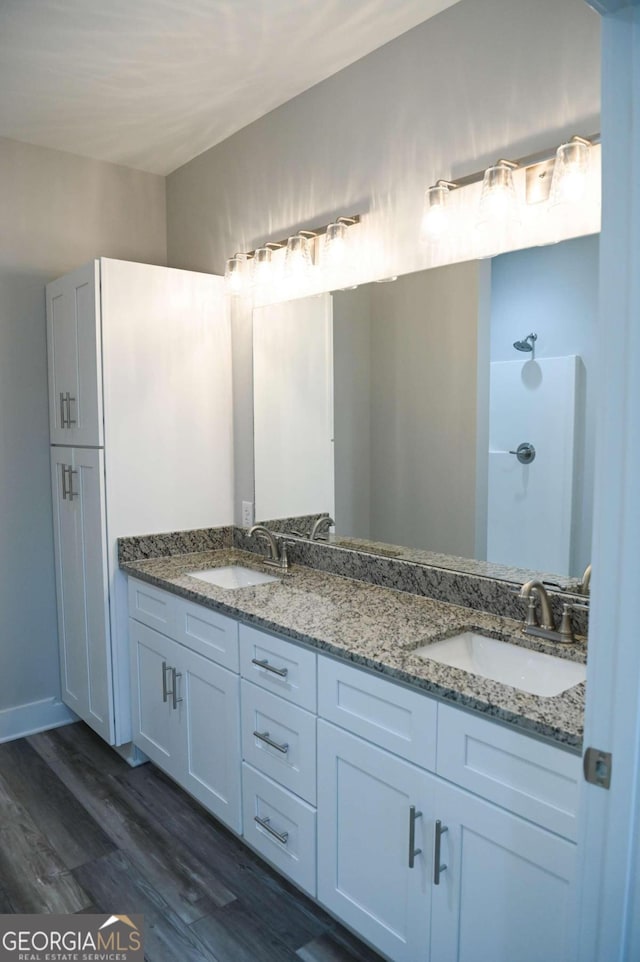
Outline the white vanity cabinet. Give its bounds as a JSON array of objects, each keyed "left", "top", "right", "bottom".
[
  {"left": 47, "top": 258, "right": 233, "bottom": 748},
  {"left": 429, "top": 778, "right": 576, "bottom": 962},
  {"left": 128, "top": 580, "right": 242, "bottom": 832},
  {"left": 316, "top": 658, "right": 580, "bottom": 962},
  {"left": 50, "top": 446, "right": 112, "bottom": 742},
  {"left": 239, "top": 624, "right": 318, "bottom": 896},
  {"left": 126, "top": 577, "right": 582, "bottom": 962},
  {"left": 47, "top": 262, "right": 103, "bottom": 447},
  {"left": 317, "top": 721, "right": 435, "bottom": 962}
]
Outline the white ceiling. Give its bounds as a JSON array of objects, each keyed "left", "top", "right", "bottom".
[{"left": 0, "top": 0, "right": 460, "bottom": 175}]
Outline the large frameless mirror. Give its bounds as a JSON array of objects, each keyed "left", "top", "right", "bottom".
[{"left": 252, "top": 233, "right": 598, "bottom": 587}]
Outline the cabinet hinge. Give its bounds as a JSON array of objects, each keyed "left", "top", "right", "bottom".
[{"left": 583, "top": 747, "right": 612, "bottom": 789}]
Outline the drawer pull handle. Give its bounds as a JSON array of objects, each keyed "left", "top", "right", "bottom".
[
  {"left": 67, "top": 467, "right": 78, "bottom": 501},
  {"left": 434, "top": 818, "right": 448, "bottom": 885},
  {"left": 251, "top": 657, "right": 288, "bottom": 678},
  {"left": 408, "top": 804, "right": 422, "bottom": 868},
  {"left": 61, "top": 463, "right": 69, "bottom": 501},
  {"left": 65, "top": 392, "right": 77, "bottom": 426},
  {"left": 162, "top": 661, "right": 171, "bottom": 702},
  {"left": 254, "top": 815, "right": 288, "bottom": 845},
  {"left": 253, "top": 730, "right": 289, "bottom": 754},
  {"left": 60, "top": 392, "right": 68, "bottom": 428},
  {"left": 172, "top": 668, "right": 183, "bottom": 710}
]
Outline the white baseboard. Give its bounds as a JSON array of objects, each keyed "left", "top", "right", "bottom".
[{"left": 0, "top": 697, "right": 78, "bottom": 743}]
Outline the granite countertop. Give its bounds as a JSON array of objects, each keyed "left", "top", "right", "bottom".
[{"left": 121, "top": 548, "right": 586, "bottom": 752}]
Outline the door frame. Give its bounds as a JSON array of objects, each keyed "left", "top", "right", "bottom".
[{"left": 574, "top": 4, "right": 640, "bottom": 959}]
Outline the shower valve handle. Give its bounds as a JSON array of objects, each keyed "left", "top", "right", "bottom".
[{"left": 509, "top": 442, "right": 536, "bottom": 465}]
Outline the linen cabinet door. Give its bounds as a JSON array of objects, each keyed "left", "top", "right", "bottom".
[
  {"left": 46, "top": 261, "right": 103, "bottom": 446},
  {"left": 129, "top": 620, "right": 179, "bottom": 777},
  {"left": 430, "top": 779, "right": 577, "bottom": 962},
  {"left": 317, "top": 721, "right": 433, "bottom": 962},
  {"left": 174, "top": 647, "right": 242, "bottom": 833},
  {"left": 50, "top": 446, "right": 113, "bottom": 743}
]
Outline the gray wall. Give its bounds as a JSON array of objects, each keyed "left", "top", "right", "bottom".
[
  {"left": 333, "top": 287, "right": 372, "bottom": 537},
  {"left": 0, "top": 136, "right": 166, "bottom": 718},
  {"left": 165, "top": 0, "right": 600, "bottom": 520},
  {"left": 367, "top": 263, "right": 481, "bottom": 555}
]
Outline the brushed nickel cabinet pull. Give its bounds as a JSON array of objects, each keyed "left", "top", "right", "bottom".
[
  {"left": 59, "top": 392, "right": 68, "bottom": 428},
  {"left": 65, "top": 392, "right": 77, "bottom": 426},
  {"left": 61, "top": 464, "right": 69, "bottom": 500},
  {"left": 251, "top": 657, "right": 288, "bottom": 678},
  {"left": 172, "top": 668, "right": 183, "bottom": 709},
  {"left": 67, "top": 468, "right": 78, "bottom": 501},
  {"left": 162, "top": 661, "right": 171, "bottom": 702},
  {"left": 253, "top": 730, "right": 289, "bottom": 754},
  {"left": 254, "top": 815, "right": 288, "bottom": 845},
  {"left": 408, "top": 805, "right": 423, "bottom": 868},
  {"left": 434, "top": 819, "right": 449, "bottom": 885}
]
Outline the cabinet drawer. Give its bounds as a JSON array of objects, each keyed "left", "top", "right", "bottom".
[
  {"left": 128, "top": 578, "right": 178, "bottom": 636},
  {"left": 174, "top": 597, "right": 239, "bottom": 672},
  {"left": 239, "top": 626, "right": 316, "bottom": 710},
  {"left": 437, "top": 703, "right": 581, "bottom": 840},
  {"left": 318, "top": 656, "right": 437, "bottom": 770},
  {"left": 241, "top": 681, "right": 316, "bottom": 804},
  {"left": 242, "top": 763, "right": 316, "bottom": 897}
]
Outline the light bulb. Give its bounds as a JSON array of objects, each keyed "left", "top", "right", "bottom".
[
  {"left": 252, "top": 247, "right": 273, "bottom": 290},
  {"left": 476, "top": 162, "right": 521, "bottom": 256},
  {"left": 420, "top": 184, "right": 452, "bottom": 242},
  {"left": 284, "top": 234, "right": 314, "bottom": 290},
  {"left": 324, "top": 222, "right": 348, "bottom": 269},
  {"left": 550, "top": 139, "right": 590, "bottom": 207},
  {"left": 224, "top": 253, "right": 249, "bottom": 296}
]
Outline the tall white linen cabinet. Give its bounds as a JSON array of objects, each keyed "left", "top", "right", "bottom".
[{"left": 46, "top": 258, "right": 234, "bottom": 749}]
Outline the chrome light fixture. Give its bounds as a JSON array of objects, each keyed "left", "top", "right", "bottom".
[
  {"left": 284, "top": 233, "right": 315, "bottom": 284},
  {"left": 324, "top": 220, "right": 349, "bottom": 269},
  {"left": 477, "top": 160, "right": 520, "bottom": 227},
  {"left": 420, "top": 181, "right": 456, "bottom": 242},
  {"left": 224, "top": 252, "right": 250, "bottom": 297},
  {"left": 225, "top": 214, "right": 360, "bottom": 298},
  {"left": 252, "top": 246, "right": 274, "bottom": 291},
  {"left": 422, "top": 133, "right": 599, "bottom": 249},
  {"left": 550, "top": 136, "right": 592, "bottom": 207}
]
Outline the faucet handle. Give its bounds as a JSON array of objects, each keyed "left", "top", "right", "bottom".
[{"left": 558, "top": 603, "right": 575, "bottom": 642}]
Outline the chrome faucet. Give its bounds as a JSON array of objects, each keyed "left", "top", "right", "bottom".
[
  {"left": 578, "top": 563, "right": 592, "bottom": 596},
  {"left": 309, "top": 515, "right": 335, "bottom": 542},
  {"left": 518, "top": 580, "right": 577, "bottom": 643},
  {"left": 248, "top": 525, "right": 289, "bottom": 571}
]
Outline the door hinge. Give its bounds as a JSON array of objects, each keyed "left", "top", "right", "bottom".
[{"left": 583, "top": 747, "right": 612, "bottom": 789}]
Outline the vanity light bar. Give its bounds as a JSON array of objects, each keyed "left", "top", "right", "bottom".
[
  {"left": 225, "top": 214, "right": 361, "bottom": 296},
  {"left": 437, "top": 133, "right": 600, "bottom": 192},
  {"left": 240, "top": 214, "right": 360, "bottom": 260}
]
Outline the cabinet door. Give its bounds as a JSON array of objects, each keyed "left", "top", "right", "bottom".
[
  {"left": 46, "top": 261, "right": 103, "bottom": 446},
  {"left": 173, "top": 646, "right": 242, "bottom": 833},
  {"left": 430, "top": 779, "right": 577, "bottom": 962},
  {"left": 317, "top": 721, "right": 433, "bottom": 962},
  {"left": 50, "top": 447, "right": 113, "bottom": 742},
  {"left": 129, "top": 620, "right": 180, "bottom": 776}
]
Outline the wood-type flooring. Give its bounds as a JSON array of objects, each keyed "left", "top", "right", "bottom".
[{"left": 0, "top": 722, "right": 384, "bottom": 962}]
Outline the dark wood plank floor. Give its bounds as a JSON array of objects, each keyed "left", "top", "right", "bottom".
[{"left": 0, "top": 722, "right": 384, "bottom": 962}]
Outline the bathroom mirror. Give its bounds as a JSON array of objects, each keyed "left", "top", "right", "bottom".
[{"left": 252, "top": 233, "right": 598, "bottom": 585}]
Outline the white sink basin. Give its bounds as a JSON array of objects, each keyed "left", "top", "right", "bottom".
[
  {"left": 188, "top": 565, "right": 279, "bottom": 589},
  {"left": 414, "top": 632, "right": 586, "bottom": 697}
]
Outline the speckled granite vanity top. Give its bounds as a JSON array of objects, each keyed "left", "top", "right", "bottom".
[{"left": 121, "top": 548, "right": 586, "bottom": 752}]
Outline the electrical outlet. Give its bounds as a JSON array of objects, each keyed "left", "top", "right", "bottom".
[{"left": 242, "top": 501, "right": 254, "bottom": 528}]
